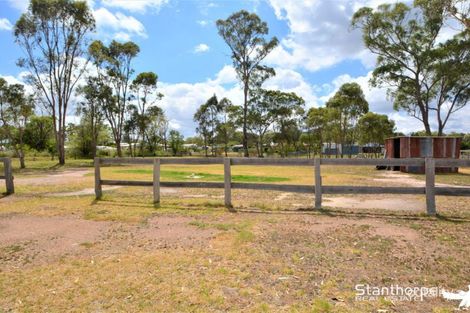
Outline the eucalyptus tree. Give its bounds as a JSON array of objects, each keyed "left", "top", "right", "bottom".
[
  {"left": 306, "top": 107, "right": 331, "bottom": 157},
  {"left": 124, "top": 104, "right": 139, "bottom": 157},
  {"left": 130, "top": 72, "right": 163, "bottom": 156},
  {"left": 145, "top": 106, "right": 167, "bottom": 155},
  {"left": 126, "top": 104, "right": 166, "bottom": 156},
  {"left": 194, "top": 101, "right": 212, "bottom": 157},
  {"left": 352, "top": 1, "right": 469, "bottom": 136},
  {"left": 0, "top": 78, "right": 35, "bottom": 168},
  {"left": 14, "top": 0, "right": 95, "bottom": 165},
  {"left": 169, "top": 130, "right": 184, "bottom": 156},
  {"left": 88, "top": 40, "right": 140, "bottom": 156},
  {"left": 193, "top": 95, "right": 222, "bottom": 156},
  {"left": 267, "top": 91, "right": 305, "bottom": 158},
  {"left": 440, "top": 0, "right": 470, "bottom": 29},
  {"left": 357, "top": 112, "right": 395, "bottom": 156},
  {"left": 216, "top": 10, "right": 278, "bottom": 157},
  {"left": 246, "top": 90, "right": 283, "bottom": 157},
  {"left": 216, "top": 98, "right": 236, "bottom": 157},
  {"left": 76, "top": 77, "right": 112, "bottom": 158},
  {"left": 326, "top": 83, "right": 369, "bottom": 158},
  {"left": 24, "top": 116, "right": 55, "bottom": 155}
]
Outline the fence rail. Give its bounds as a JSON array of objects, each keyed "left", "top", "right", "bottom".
[
  {"left": 94, "top": 157, "right": 470, "bottom": 215},
  {"left": 0, "top": 158, "right": 14, "bottom": 195}
]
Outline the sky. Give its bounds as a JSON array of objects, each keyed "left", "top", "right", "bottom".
[{"left": 0, "top": 0, "right": 468, "bottom": 137}]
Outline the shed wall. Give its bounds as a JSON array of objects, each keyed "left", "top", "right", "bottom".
[{"left": 384, "top": 137, "right": 461, "bottom": 174}]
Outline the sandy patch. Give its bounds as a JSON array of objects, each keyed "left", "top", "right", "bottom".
[
  {"left": 15, "top": 169, "right": 91, "bottom": 186},
  {"left": 48, "top": 186, "right": 179, "bottom": 197},
  {"left": 373, "top": 171, "right": 465, "bottom": 188},
  {"left": 48, "top": 186, "right": 121, "bottom": 197},
  {"left": 274, "top": 192, "right": 292, "bottom": 201},
  {"left": 323, "top": 195, "right": 425, "bottom": 211}
]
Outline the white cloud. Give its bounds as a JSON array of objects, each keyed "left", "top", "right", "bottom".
[
  {"left": 7, "top": 0, "right": 28, "bottom": 12},
  {"left": 436, "top": 19, "right": 464, "bottom": 44},
  {"left": 193, "top": 43, "right": 210, "bottom": 53},
  {"left": 7, "top": 0, "right": 95, "bottom": 12},
  {"left": 113, "top": 32, "right": 132, "bottom": 41},
  {"left": 213, "top": 65, "right": 237, "bottom": 85},
  {"left": 197, "top": 20, "right": 209, "bottom": 27},
  {"left": 101, "top": 0, "right": 168, "bottom": 13},
  {"left": 0, "top": 73, "right": 35, "bottom": 96},
  {"left": 0, "top": 18, "right": 13, "bottom": 31},
  {"left": 158, "top": 81, "right": 239, "bottom": 136},
  {"left": 168, "top": 120, "right": 181, "bottom": 130},
  {"left": 157, "top": 65, "right": 325, "bottom": 136},
  {"left": 157, "top": 65, "right": 245, "bottom": 136},
  {"left": 93, "top": 7, "right": 147, "bottom": 40},
  {"left": 265, "top": 0, "right": 401, "bottom": 72},
  {"left": 264, "top": 68, "right": 320, "bottom": 108},
  {"left": 320, "top": 72, "right": 391, "bottom": 113},
  {"left": 1, "top": 74, "right": 23, "bottom": 85}
]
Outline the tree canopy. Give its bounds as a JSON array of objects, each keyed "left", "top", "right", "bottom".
[
  {"left": 216, "top": 10, "right": 278, "bottom": 157},
  {"left": 14, "top": 0, "right": 95, "bottom": 164},
  {"left": 352, "top": 1, "right": 470, "bottom": 135}
]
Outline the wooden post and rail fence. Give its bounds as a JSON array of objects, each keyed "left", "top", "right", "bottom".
[
  {"left": 0, "top": 157, "right": 14, "bottom": 195},
  {"left": 94, "top": 157, "right": 470, "bottom": 215}
]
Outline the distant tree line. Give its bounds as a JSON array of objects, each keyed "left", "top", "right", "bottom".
[{"left": 193, "top": 80, "right": 396, "bottom": 158}]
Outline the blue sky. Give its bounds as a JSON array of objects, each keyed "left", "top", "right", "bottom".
[{"left": 0, "top": 0, "right": 468, "bottom": 136}]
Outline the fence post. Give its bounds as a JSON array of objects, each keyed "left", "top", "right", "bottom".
[
  {"left": 4, "top": 158, "right": 14, "bottom": 195},
  {"left": 153, "top": 158, "right": 160, "bottom": 204},
  {"left": 425, "top": 157, "right": 436, "bottom": 215},
  {"left": 314, "top": 158, "right": 322, "bottom": 209},
  {"left": 224, "top": 157, "right": 233, "bottom": 210},
  {"left": 94, "top": 157, "right": 102, "bottom": 199}
]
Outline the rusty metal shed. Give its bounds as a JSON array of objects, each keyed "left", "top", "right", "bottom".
[{"left": 384, "top": 136, "right": 462, "bottom": 173}]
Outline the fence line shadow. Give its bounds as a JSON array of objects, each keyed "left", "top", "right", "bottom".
[
  {"left": 90, "top": 197, "right": 470, "bottom": 224},
  {"left": 235, "top": 206, "right": 470, "bottom": 224}
]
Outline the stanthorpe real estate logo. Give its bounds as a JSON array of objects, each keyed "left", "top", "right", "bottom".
[
  {"left": 355, "top": 284, "right": 470, "bottom": 309},
  {"left": 442, "top": 285, "right": 470, "bottom": 309}
]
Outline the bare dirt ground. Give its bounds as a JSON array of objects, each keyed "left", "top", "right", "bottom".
[
  {"left": 323, "top": 195, "right": 425, "bottom": 211},
  {"left": 373, "top": 170, "right": 466, "bottom": 188},
  {"left": 0, "top": 214, "right": 216, "bottom": 269},
  {"left": 14, "top": 169, "right": 91, "bottom": 186}
]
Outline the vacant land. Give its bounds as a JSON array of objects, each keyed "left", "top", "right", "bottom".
[{"left": 0, "top": 157, "right": 469, "bottom": 312}]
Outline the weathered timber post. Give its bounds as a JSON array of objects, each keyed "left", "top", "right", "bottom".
[
  {"left": 4, "top": 158, "right": 14, "bottom": 195},
  {"left": 425, "top": 157, "right": 436, "bottom": 215},
  {"left": 224, "top": 157, "right": 233, "bottom": 210},
  {"left": 153, "top": 158, "right": 160, "bottom": 204},
  {"left": 94, "top": 157, "right": 102, "bottom": 199},
  {"left": 314, "top": 158, "right": 322, "bottom": 209}
]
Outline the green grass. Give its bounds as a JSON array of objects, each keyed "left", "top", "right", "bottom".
[
  {"left": 113, "top": 169, "right": 290, "bottom": 183},
  {"left": 412, "top": 168, "right": 470, "bottom": 186}
]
